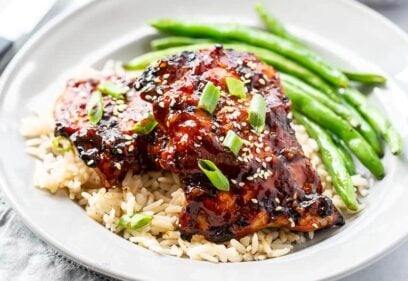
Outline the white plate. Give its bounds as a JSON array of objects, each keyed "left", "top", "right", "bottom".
[{"left": 1, "top": 0, "right": 408, "bottom": 280}]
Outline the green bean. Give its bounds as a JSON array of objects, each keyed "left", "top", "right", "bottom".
[
  {"left": 282, "top": 73, "right": 382, "bottom": 157},
  {"left": 254, "top": 3, "right": 303, "bottom": 46},
  {"left": 253, "top": 6, "right": 388, "bottom": 87},
  {"left": 340, "top": 88, "right": 403, "bottom": 155},
  {"left": 342, "top": 100, "right": 383, "bottom": 157},
  {"left": 150, "top": 19, "right": 349, "bottom": 87},
  {"left": 343, "top": 71, "right": 387, "bottom": 85},
  {"left": 284, "top": 85, "right": 385, "bottom": 179},
  {"left": 281, "top": 74, "right": 353, "bottom": 123},
  {"left": 125, "top": 42, "right": 338, "bottom": 100},
  {"left": 151, "top": 36, "right": 213, "bottom": 50},
  {"left": 332, "top": 136, "right": 356, "bottom": 175},
  {"left": 281, "top": 74, "right": 384, "bottom": 157},
  {"left": 294, "top": 112, "right": 359, "bottom": 210}
]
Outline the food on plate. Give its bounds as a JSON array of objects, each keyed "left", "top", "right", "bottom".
[
  {"left": 54, "top": 47, "right": 344, "bottom": 242},
  {"left": 21, "top": 4, "right": 402, "bottom": 262}
]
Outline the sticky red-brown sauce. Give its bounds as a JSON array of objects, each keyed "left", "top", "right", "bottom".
[{"left": 54, "top": 46, "right": 344, "bottom": 242}]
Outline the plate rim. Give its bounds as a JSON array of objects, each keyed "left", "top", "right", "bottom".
[{"left": 0, "top": 0, "right": 407, "bottom": 280}]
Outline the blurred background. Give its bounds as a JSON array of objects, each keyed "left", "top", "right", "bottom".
[{"left": 0, "top": 0, "right": 407, "bottom": 280}]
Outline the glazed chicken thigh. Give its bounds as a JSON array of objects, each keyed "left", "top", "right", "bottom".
[
  {"left": 54, "top": 46, "right": 344, "bottom": 242},
  {"left": 54, "top": 73, "right": 161, "bottom": 187},
  {"left": 136, "top": 46, "right": 344, "bottom": 241}
]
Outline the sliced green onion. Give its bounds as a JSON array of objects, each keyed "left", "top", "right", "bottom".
[
  {"left": 222, "top": 130, "right": 244, "bottom": 155},
  {"left": 198, "top": 159, "right": 230, "bottom": 191},
  {"left": 87, "top": 91, "right": 104, "bottom": 125},
  {"left": 133, "top": 114, "right": 158, "bottom": 135},
  {"left": 226, "top": 77, "right": 247, "bottom": 98},
  {"left": 198, "top": 82, "right": 220, "bottom": 115},
  {"left": 51, "top": 136, "right": 72, "bottom": 153},
  {"left": 97, "top": 81, "right": 128, "bottom": 99},
  {"left": 248, "top": 94, "right": 267, "bottom": 133},
  {"left": 118, "top": 213, "right": 153, "bottom": 230}
]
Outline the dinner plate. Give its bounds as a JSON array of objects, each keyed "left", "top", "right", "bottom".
[{"left": 1, "top": 0, "right": 408, "bottom": 280}]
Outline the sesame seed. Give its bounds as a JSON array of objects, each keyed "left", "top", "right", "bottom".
[
  {"left": 275, "top": 206, "right": 282, "bottom": 211},
  {"left": 239, "top": 182, "right": 245, "bottom": 187},
  {"left": 128, "top": 145, "right": 134, "bottom": 152},
  {"left": 247, "top": 176, "right": 254, "bottom": 181},
  {"left": 289, "top": 218, "right": 295, "bottom": 228},
  {"left": 259, "top": 78, "right": 266, "bottom": 85},
  {"left": 114, "top": 163, "right": 122, "bottom": 170},
  {"left": 163, "top": 73, "right": 170, "bottom": 79},
  {"left": 251, "top": 198, "right": 258, "bottom": 204},
  {"left": 312, "top": 223, "right": 319, "bottom": 229},
  {"left": 87, "top": 160, "right": 94, "bottom": 166},
  {"left": 117, "top": 104, "right": 127, "bottom": 112},
  {"left": 247, "top": 61, "right": 256, "bottom": 69},
  {"left": 159, "top": 101, "right": 165, "bottom": 108},
  {"left": 275, "top": 198, "right": 280, "bottom": 204},
  {"left": 116, "top": 148, "right": 123, "bottom": 154},
  {"left": 265, "top": 156, "right": 272, "bottom": 162},
  {"left": 231, "top": 179, "right": 237, "bottom": 184}
]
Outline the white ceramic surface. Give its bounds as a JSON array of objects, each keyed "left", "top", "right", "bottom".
[{"left": 0, "top": 0, "right": 408, "bottom": 280}]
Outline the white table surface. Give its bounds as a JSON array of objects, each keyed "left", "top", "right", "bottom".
[{"left": 2, "top": 0, "right": 408, "bottom": 280}]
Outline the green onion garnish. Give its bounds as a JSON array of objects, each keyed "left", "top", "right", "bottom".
[
  {"left": 198, "top": 82, "right": 220, "bottom": 115},
  {"left": 118, "top": 213, "right": 153, "bottom": 230},
  {"left": 51, "top": 136, "right": 72, "bottom": 153},
  {"left": 133, "top": 114, "right": 158, "bottom": 135},
  {"left": 222, "top": 130, "right": 244, "bottom": 155},
  {"left": 226, "top": 77, "right": 247, "bottom": 98},
  {"left": 97, "top": 81, "right": 128, "bottom": 99},
  {"left": 87, "top": 91, "right": 104, "bottom": 125},
  {"left": 198, "top": 159, "right": 230, "bottom": 191},
  {"left": 248, "top": 94, "right": 267, "bottom": 133}
]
